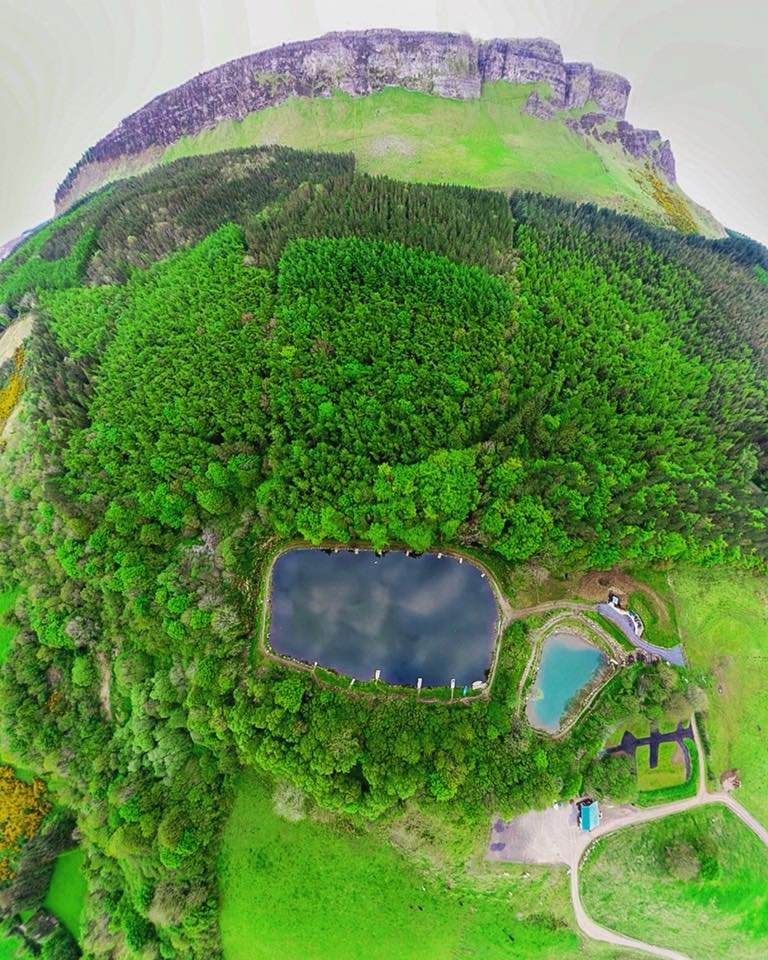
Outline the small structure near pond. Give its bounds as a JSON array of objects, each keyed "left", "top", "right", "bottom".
[{"left": 578, "top": 799, "right": 601, "bottom": 832}]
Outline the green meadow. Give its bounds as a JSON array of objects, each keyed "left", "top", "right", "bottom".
[
  {"left": 0, "top": 937, "right": 27, "bottom": 959},
  {"left": 161, "top": 84, "right": 714, "bottom": 233},
  {"left": 626, "top": 582, "right": 681, "bottom": 650},
  {"left": 669, "top": 567, "right": 768, "bottom": 821},
  {"left": 219, "top": 773, "right": 641, "bottom": 960},
  {"left": 43, "top": 848, "right": 87, "bottom": 939},
  {"left": 635, "top": 741, "right": 687, "bottom": 792},
  {"left": 582, "top": 807, "right": 768, "bottom": 960}
]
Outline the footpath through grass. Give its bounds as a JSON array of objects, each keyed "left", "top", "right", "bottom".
[
  {"left": 219, "top": 772, "right": 640, "bottom": 960},
  {"left": 669, "top": 566, "right": 768, "bottom": 822},
  {"left": 582, "top": 806, "right": 768, "bottom": 960}
]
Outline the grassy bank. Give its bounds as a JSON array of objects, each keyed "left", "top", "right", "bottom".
[
  {"left": 161, "top": 83, "right": 715, "bottom": 234},
  {"left": 582, "top": 806, "right": 768, "bottom": 960},
  {"left": 669, "top": 566, "right": 768, "bottom": 822},
  {"left": 219, "top": 772, "right": 639, "bottom": 960},
  {"left": 0, "top": 590, "right": 18, "bottom": 664},
  {"left": 43, "top": 849, "right": 86, "bottom": 939}
]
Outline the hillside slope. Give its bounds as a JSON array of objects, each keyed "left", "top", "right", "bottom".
[
  {"left": 1, "top": 146, "right": 767, "bottom": 958},
  {"left": 55, "top": 29, "right": 724, "bottom": 237}
]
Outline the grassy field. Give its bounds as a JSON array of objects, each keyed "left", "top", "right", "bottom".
[
  {"left": 582, "top": 806, "right": 768, "bottom": 960},
  {"left": 605, "top": 719, "right": 652, "bottom": 748},
  {"left": 0, "top": 589, "right": 18, "bottom": 665},
  {"left": 626, "top": 589, "right": 680, "bottom": 650},
  {"left": 43, "top": 848, "right": 86, "bottom": 939},
  {"left": 160, "top": 83, "right": 717, "bottom": 235},
  {"left": 636, "top": 740, "right": 698, "bottom": 808},
  {"left": 0, "top": 937, "right": 27, "bottom": 959},
  {"left": 669, "top": 566, "right": 768, "bottom": 822},
  {"left": 219, "top": 772, "right": 642, "bottom": 960},
  {"left": 635, "top": 742, "right": 686, "bottom": 792}
]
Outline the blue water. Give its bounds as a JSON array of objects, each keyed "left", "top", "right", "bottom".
[
  {"left": 268, "top": 549, "right": 498, "bottom": 687},
  {"left": 526, "top": 631, "right": 606, "bottom": 733}
]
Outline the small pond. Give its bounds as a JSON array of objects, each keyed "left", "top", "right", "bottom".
[
  {"left": 526, "top": 631, "right": 606, "bottom": 734},
  {"left": 267, "top": 548, "right": 498, "bottom": 687}
]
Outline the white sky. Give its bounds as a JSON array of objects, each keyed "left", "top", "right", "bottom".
[{"left": 1, "top": 0, "right": 766, "bottom": 245}]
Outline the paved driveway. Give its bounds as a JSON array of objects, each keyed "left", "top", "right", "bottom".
[{"left": 597, "top": 603, "right": 687, "bottom": 666}]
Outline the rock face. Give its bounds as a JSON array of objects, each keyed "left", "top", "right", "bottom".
[
  {"left": 55, "top": 29, "right": 673, "bottom": 209},
  {"left": 564, "top": 113, "right": 677, "bottom": 182}
]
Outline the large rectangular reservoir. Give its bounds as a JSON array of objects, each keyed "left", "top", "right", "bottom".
[{"left": 267, "top": 548, "right": 499, "bottom": 687}]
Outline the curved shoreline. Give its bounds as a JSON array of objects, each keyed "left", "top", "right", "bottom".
[
  {"left": 255, "top": 539, "right": 511, "bottom": 703},
  {"left": 525, "top": 630, "right": 609, "bottom": 735}
]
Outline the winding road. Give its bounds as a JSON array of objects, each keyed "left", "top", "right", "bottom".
[
  {"left": 568, "top": 716, "right": 768, "bottom": 959},
  {"left": 507, "top": 598, "right": 687, "bottom": 665}
]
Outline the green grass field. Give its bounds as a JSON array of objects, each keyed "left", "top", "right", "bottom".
[
  {"left": 0, "top": 589, "right": 18, "bottom": 665},
  {"left": 582, "top": 806, "right": 768, "bottom": 960},
  {"left": 159, "top": 83, "right": 717, "bottom": 236},
  {"left": 605, "top": 719, "right": 651, "bottom": 748},
  {"left": 635, "top": 742, "right": 686, "bottom": 792},
  {"left": 636, "top": 739, "right": 698, "bottom": 808},
  {"left": 0, "top": 936, "right": 27, "bottom": 959},
  {"left": 219, "top": 772, "right": 642, "bottom": 960},
  {"left": 669, "top": 566, "right": 768, "bottom": 822},
  {"left": 43, "top": 848, "right": 86, "bottom": 939},
  {"left": 626, "top": 589, "right": 680, "bottom": 650}
]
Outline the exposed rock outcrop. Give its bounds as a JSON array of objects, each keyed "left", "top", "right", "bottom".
[
  {"left": 564, "top": 113, "right": 677, "bottom": 182},
  {"left": 55, "top": 29, "right": 672, "bottom": 210}
]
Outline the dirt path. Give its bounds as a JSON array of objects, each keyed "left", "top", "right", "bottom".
[
  {"left": 507, "top": 598, "right": 687, "bottom": 665},
  {"left": 507, "top": 599, "right": 596, "bottom": 620},
  {"left": 578, "top": 570, "right": 671, "bottom": 625},
  {"left": 569, "top": 866, "right": 691, "bottom": 960},
  {"left": 514, "top": 610, "right": 624, "bottom": 726},
  {"left": 96, "top": 650, "right": 113, "bottom": 721},
  {"left": 570, "top": 791, "right": 768, "bottom": 960},
  {"left": 490, "top": 716, "right": 766, "bottom": 959},
  {"left": 0, "top": 315, "right": 33, "bottom": 366}
]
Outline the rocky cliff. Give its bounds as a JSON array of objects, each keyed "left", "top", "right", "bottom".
[{"left": 55, "top": 29, "right": 674, "bottom": 210}]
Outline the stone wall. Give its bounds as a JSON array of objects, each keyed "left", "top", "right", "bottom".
[{"left": 55, "top": 29, "right": 650, "bottom": 208}]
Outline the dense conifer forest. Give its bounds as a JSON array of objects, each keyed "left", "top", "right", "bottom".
[{"left": 1, "top": 145, "right": 767, "bottom": 956}]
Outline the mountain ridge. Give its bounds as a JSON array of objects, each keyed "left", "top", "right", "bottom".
[{"left": 55, "top": 29, "right": 679, "bottom": 213}]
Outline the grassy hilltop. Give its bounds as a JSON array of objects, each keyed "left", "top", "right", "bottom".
[
  {"left": 0, "top": 146, "right": 767, "bottom": 959},
  {"left": 74, "top": 82, "right": 724, "bottom": 238}
]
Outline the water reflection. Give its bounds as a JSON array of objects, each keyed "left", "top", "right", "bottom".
[{"left": 268, "top": 549, "right": 498, "bottom": 687}]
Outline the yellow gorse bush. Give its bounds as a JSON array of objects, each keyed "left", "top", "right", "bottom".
[
  {"left": 0, "top": 763, "right": 50, "bottom": 879},
  {"left": 0, "top": 345, "right": 25, "bottom": 430}
]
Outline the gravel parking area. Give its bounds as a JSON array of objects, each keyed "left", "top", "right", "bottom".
[{"left": 487, "top": 803, "right": 582, "bottom": 865}]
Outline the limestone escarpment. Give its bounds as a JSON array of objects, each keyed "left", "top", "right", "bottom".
[
  {"left": 55, "top": 29, "right": 671, "bottom": 210},
  {"left": 565, "top": 113, "right": 677, "bottom": 182}
]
